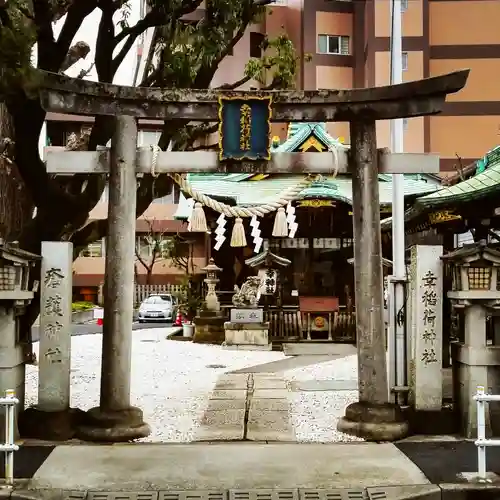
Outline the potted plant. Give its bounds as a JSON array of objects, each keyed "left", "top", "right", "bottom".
[{"left": 175, "top": 278, "right": 203, "bottom": 338}]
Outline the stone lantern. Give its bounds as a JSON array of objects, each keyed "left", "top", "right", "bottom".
[
  {"left": 192, "top": 259, "right": 225, "bottom": 344},
  {"left": 0, "top": 239, "right": 41, "bottom": 439},
  {"left": 201, "top": 258, "right": 222, "bottom": 313},
  {"left": 0, "top": 240, "right": 39, "bottom": 299},
  {"left": 442, "top": 243, "right": 500, "bottom": 438}
]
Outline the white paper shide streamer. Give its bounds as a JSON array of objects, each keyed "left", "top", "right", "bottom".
[
  {"left": 286, "top": 202, "right": 298, "bottom": 238},
  {"left": 186, "top": 198, "right": 195, "bottom": 232},
  {"left": 250, "top": 216, "right": 263, "bottom": 254},
  {"left": 214, "top": 213, "right": 226, "bottom": 251}
]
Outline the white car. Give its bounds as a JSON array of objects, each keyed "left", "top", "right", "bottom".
[{"left": 137, "top": 294, "right": 174, "bottom": 323}]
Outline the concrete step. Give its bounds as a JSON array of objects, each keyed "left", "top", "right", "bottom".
[{"left": 282, "top": 342, "right": 357, "bottom": 357}]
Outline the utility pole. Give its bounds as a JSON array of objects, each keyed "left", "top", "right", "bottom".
[{"left": 389, "top": 0, "right": 408, "bottom": 406}]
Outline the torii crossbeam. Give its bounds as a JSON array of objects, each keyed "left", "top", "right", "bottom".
[{"left": 38, "top": 69, "right": 469, "bottom": 443}]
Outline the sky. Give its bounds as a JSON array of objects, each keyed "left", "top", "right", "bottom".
[{"left": 34, "top": 1, "right": 141, "bottom": 86}]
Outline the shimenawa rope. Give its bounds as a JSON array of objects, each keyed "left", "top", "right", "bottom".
[{"left": 148, "top": 143, "right": 340, "bottom": 218}]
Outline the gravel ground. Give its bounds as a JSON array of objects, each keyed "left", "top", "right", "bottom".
[
  {"left": 281, "top": 357, "right": 361, "bottom": 442},
  {"left": 25, "top": 328, "right": 359, "bottom": 442}
]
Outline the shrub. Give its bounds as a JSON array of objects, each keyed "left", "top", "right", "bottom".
[{"left": 72, "top": 301, "right": 95, "bottom": 312}]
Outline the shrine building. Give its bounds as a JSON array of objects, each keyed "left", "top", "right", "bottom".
[{"left": 174, "top": 122, "right": 441, "bottom": 343}]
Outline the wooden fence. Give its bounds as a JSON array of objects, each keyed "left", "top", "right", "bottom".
[
  {"left": 267, "top": 306, "right": 356, "bottom": 343},
  {"left": 134, "top": 284, "right": 183, "bottom": 305}
]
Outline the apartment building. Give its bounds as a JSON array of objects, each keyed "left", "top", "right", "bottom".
[{"left": 286, "top": 0, "right": 500, "bottom": 176}]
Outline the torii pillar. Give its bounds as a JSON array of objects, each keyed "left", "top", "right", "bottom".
[
  {"left": 39, "top": 69, "right": 469, "bottom": 442},
  {"left": 337, "top": 120, "right": 404, "bottom": 439}
]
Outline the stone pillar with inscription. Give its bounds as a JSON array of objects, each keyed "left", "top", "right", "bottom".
[
  {"left": 408, "top": 245, "right": 444, "bottom": 412},
  {"left": 19, "top": 242, "right": 77, "bottom": 441},
  {"left": 39, "top": 242, "right": 73, "bottom": 411}
]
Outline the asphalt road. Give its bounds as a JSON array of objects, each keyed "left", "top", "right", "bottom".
[{"left": 31, "top": 321, "right": 173, "bottom": 342}]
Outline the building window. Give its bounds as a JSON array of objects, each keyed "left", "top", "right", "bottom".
[
  {"left": 136, "top": 235, "right": 177, "bottom": 258},
  {"left": 153, "top": 193, "right": 173, "bottom": 204},
  {"left": 136, "top": 236, "right": 152, "bottom": 257},
  {"left": 318, "top": 35, "right": 350, "bottom": 55},
  {"left": 151, "top": 182, "right": 179, "bottom": 204},
  {"left": 250, "top": 32, "right": 265, "bottom": 58},
  {"left": 402, "top": 52, "right": 408, "bottom": 71},
  {"left": 138, "top": 130, "right": 162, "bottom": 147},
  {"left": 403, "top": 118, "right": 409, "bottom": 131},
  {"left": 80, "top": 240, "right": 104, "bottom": 258},
  {"left": 401, "top": 0, "right": 408, "bottom": 12}
]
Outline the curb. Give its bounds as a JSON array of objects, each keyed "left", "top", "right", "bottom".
[{"left": 5, "top": 484, "right": 500, "bottom": 500}]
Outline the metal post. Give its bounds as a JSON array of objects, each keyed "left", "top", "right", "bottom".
[
  {"left": 3, "top": 389, "right": 18, "bottom": 485},
  {"left": 477, "top": 385, "right": 487, "bottom": 479},
  {"left": 389, "top": 0, "right": 408, "bottom": 405},
  {"left": 351, "top": 120, "right": 388, "bottom": 404}
]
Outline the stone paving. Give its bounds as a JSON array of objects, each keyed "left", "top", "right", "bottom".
[
  {"left": 194, "top": 374, "right": 295, "bottom": 442},
  {"left": 27, "top": 442, "right": 430, "bottom": 491}
]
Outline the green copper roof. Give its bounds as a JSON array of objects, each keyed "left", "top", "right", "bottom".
[
  {"left": 272, "top": 122, "right": 347, "bottom": 153},
  {"left": 475, "top": 145, "right": 500, "bottom": 175},
  {"left": 174, "top": 123, "right": 441, "bottom": 220},
  {"left": 416, "top": 144, "right": 500, "bottom": 208},
  {"left": 381, "top": 144, "right": 500, "bottom": 230},
  {"left": 175, "top": 173, "right": 440, "bottom": 219}
]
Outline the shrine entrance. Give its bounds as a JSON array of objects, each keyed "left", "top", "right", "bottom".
[
  {"left": 171, "top": 124, "right": 441, "bottom": 345},
  {"left": 38, "top": 69, "right": 468, "bottom": 442}
]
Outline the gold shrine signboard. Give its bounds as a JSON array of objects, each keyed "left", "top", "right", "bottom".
[
  {"left": 428, "top": 210, "right": 462, "bottom": 225},
  {"left": 296, "top": 199, "right": 335, "bottom": 208}
]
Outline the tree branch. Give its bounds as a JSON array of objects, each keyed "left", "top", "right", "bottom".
[
  {"left": 190, "top": 143, "right": 218, "bottom": 151},
  {"left": 114, "top": 0, "right": 203, "bottom": 44},
  {"left": 95, "top": 2, "right": 116, "bottom": 82},
  {"left": 180, "top": 122, "right": 219, "bottom": 150},
  {"left": 72, "top": 174, "right": 173, "bottom": 253},
  {"left": 193, "top": 0, "right": 265, "bottom": 89},
  {"left": 18, "top": 5, "right": 34, "bottom": 21},
  {"left": 33, "top": 0, "right": 57, "bottom": 69},
  {"left": 135, "top": 242, "right": 152, "bottom": 274},
  {"left": 55, "top": 0, "right": 99, "bottom": 72},
  {"left": 111, "top": 29, "right": 139, "bottom": 75},
  {"left": 51, "top": 0, "right": 74, "bottom": 22},
  {"left": 217, "top": 75, "right": 252, "bottom": 90},
  {"left": 77, "top": 62, "right": 95, "bottom": 79},
  {"left": 60, "top": 41, "right": 90, "bottom": 72}
]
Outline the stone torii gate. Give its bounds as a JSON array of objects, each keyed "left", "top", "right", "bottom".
[{"left": 39, "top": 69, "right": 468, "bottom": 442}]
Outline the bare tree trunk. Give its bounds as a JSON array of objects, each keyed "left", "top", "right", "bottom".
[
  {"left": 0, "top": 104, "right": 34, "bottom": 241},
  {"left": 0, "top": 103, "right": 36, "bottom": 361}
]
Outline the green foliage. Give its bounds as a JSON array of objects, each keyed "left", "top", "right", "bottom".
[
  {"left": 174, "top": 275, "right": 203, "bottom": 320},
  {"left": 245, "top": 34, "right": 299, "bottom": 89},
  {"left": 0, "top": 2, "right": 37, "bottom": 98},
  {"left": 149, "top": 0, "right": 298, "bottom": 92},
  {"left": 118, "top": 1, "right": 132, "bottom": 30},
  {"left": 158, "top": 234, "right": 196, "bottom": 275},
  {"left": 72, "top": 301, "right": 95, "bottom": 312}
]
